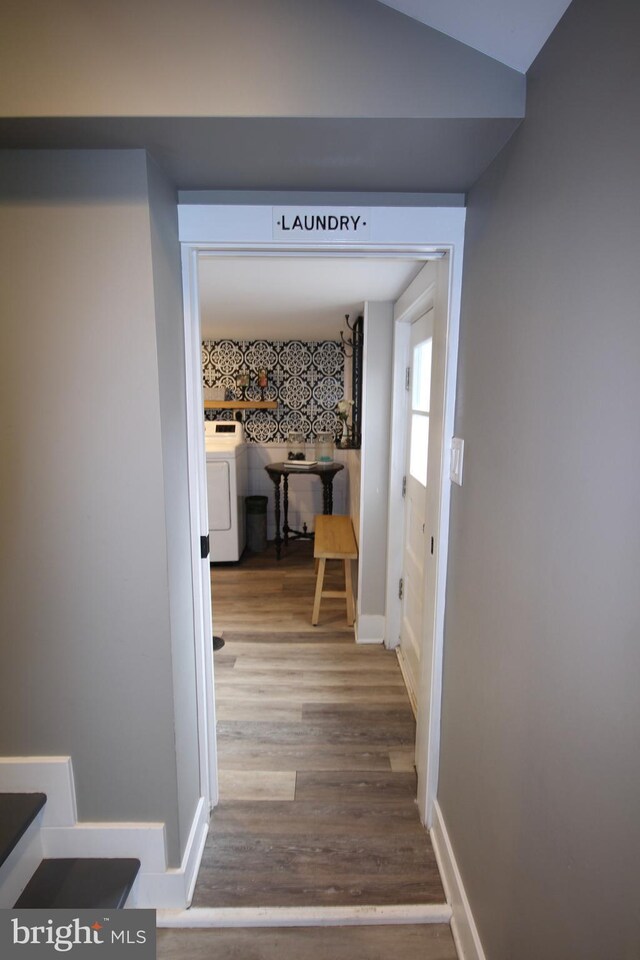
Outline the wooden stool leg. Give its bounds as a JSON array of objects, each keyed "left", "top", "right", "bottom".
[
  {"left": 312, "top": 557, "right": 326, "bottom": 626},
  {"left": 344, "top": 558, "right": 354, "bottom": 626}
]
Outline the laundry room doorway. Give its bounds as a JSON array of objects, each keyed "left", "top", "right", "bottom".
[{"left": 178, "top": 204, "right": 466, "bottom": 854}]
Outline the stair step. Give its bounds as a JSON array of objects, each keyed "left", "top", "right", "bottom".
[
  {"left": 0, "top": 793, "right": 47, "bottom": 869},
  {"left": 15, "top": 858, "right": 141, "bottom": 909}
]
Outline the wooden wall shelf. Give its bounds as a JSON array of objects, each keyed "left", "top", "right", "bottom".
[{"left": 204, "top": 400, "right": 277, "bottom": 410}]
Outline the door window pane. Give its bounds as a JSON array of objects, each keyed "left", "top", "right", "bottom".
[
  {"left": 412, "top": 337, "right": 432, "bottom": 413},
  {"left": 409, "top": 413, "right": 429, "bottom": 486}
]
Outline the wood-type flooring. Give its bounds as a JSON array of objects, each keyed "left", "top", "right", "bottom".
[
  {"left": 157, "top": 924, "right": 458, "bottom": 960},
  {"left": 191, "top": 541, "right": 447, "bottom": 910}
]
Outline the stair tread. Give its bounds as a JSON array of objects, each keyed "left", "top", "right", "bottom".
[
  {"left": 14, "top": 858, "right": 141, "bottom": 909},
  {"left": 0, "top": 793, "right": 47, "bottom": 868}
]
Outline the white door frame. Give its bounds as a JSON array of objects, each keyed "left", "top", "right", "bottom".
[
  {"left": 178, "top": 203, "right": 465, "bottom": 819},
  {"left": 385, "top": 256, "right": 462, "bottom": 827},
  {"left": 181, "top": 243, "right": 218, "bottom": 807}
]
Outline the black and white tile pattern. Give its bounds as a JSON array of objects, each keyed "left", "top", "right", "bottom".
[{"left": 203, "top": 338, "right": 345, "bottom": 443}]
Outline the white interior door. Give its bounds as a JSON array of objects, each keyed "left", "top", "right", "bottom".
[
  {"left": 414, "top": 259, "right": 449, "bottom": 823},
  {"left": 398, "top": 310, "right": 433, "bottom": 708}
]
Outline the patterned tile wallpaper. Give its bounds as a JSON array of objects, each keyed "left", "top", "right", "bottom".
[{"left": 202, "top": 338, "right": 345, "bottom": 443}]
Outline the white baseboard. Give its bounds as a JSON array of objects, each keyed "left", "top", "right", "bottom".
[
  {"left": 0, "top": 757, "right": 77, "bottom": 826},
  {"left": 136, "top": 796, "right": 209, "bottom": 909},
  {"left": 0, "top": 757, "right": 210, "bottom": 911},
  {"left": 157, "top": 903, "right": 452, "bottom": 928},
  {"left": 430, "top": 800, "right": 486, "bottom": 960},
  {"left": 184, "top": 798, "right": 210, "bottom": 906},
  {"left": 395, "top": 649, "right": 418, "bottom": 717},
  {"left": 355, "top": 614, "right": 385, "bottom": 644},
  {"left": 41, "top": 822, "right": 168, "bottom": 873}
]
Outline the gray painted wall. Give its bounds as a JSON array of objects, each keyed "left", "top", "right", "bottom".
[
  {"left": 358, "top": 302, "right": 393, "bottom": 634},
  {"left": 438, "top": 1, "right": 640, "bottom": 957},
  {"left": 0, "top": 150, "right": 187, "bottom": 866},
  {"left": 0, "top": 0, "right": 523, "bottom": 119},
  {"left": 0, "top": 3, "right": 523, "bottom": 193},
  {"left": 146, "top": 155, "right": 201, "bottom": 858}
]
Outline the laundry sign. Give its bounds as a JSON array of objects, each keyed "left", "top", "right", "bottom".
[{"left": 273, "top": 207, "right": 371, "bottom": 241}]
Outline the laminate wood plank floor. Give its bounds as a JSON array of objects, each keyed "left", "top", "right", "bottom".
[
  {"left": 211, "top": 541, "right": 359, "bottom": 636},
  {"left": 157, "top": 925, "right": 458, "bottom": 960},
  {"left": 191, "top": 542, "right": 448, "bottom": 910}
]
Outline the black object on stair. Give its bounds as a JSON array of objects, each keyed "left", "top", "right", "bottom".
[
  {"left": 0, "top": 793, "right": 46, "bottom": 867},
  {"left": 15, "top": 858, "right": 140, "bottom": 909},
  {"left": 213, "top": 635, "right": 225, "bottom": 651}
]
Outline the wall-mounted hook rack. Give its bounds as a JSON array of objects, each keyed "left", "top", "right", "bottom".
[
  {"left": 340, "top": 314, "right": 360, "bottom": 357},
  {"left": 338, "top": 313, "right": 364, "bottom": 449}
]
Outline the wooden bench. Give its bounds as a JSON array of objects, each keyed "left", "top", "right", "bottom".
[{"left": 312, "top": 514, "right": 358, "bottom": 627}]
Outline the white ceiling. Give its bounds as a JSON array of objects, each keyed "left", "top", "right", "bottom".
[
  {"left": 377, "top": 0, "right": 573, "bottom": 72},
  {"left": 199, "top": 257, "right": 425, "bottom": 341}
]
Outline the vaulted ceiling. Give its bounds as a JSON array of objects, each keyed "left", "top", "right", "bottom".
[
  {"left": 377, "top": 0, "right": 572, "bottom": 72},
  {"left": 0, "top": 0, "right": 573, "bottom": 193}
]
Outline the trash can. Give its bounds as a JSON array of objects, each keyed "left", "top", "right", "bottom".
[{"left": 245, "top": 495, "right": 268, "bottom": 553}]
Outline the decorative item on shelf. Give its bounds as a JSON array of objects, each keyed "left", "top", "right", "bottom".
[
  {"left": 204, "top": 385, "right": 225, "bottom": 402},
  {"left": 335, "top": 398, "right": 353, "bottom": 448},
  {"left": 315, "top": 431, "right": 334, "bottom": 463},
  {"left": 236, "top": 370, "right": 250, "bottom": 400},
  {"left": 257, "top": 367, "right": 269, "bottom": 400},
  {"left": 287, "top": 430, "right": 306, "bottom": 461}
]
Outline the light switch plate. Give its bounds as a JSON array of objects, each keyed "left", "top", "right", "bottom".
[{"left": 450, "top": 437, "right": 464, "bottom": 486}]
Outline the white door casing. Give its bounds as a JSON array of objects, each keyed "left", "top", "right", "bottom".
[
  {"left": 178, "top": 205, "right": 465, "bottom": 827},
  {"left": 181, "top": 244, "right": 219, "bottom": 808},
  {"left": 385, "top": 256, "right": 460, "bottom": 825}
]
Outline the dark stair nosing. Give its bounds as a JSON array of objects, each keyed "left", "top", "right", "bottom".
[
  {"left": 0, "top": 793, "right": 47, "bottom": 869},
  {"left": 14, "top": 858, "right": 141, "bottom": 909}
]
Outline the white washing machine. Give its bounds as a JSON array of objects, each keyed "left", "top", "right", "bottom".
[{"left": 205, "top": 420, "right": 248, "bottom": 562}]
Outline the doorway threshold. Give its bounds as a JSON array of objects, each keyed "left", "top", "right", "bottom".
[{"left": 157, "top": 903, "right": 452, "bottom": 928}]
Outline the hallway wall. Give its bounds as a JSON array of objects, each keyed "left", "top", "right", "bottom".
[
  {"left": 438, "top": 1, "right": 640, "bottom": 957},
  {"left": 0, "top": 0, "right": 523, "bottom": 120},
  {"left": 0, "top": 150, "right": 192, "bottom": 867},
  {"left": 147, "top": 154, "right": 201, "bottom": 861},
  {"left": 358, "top": 301, "right": 393, "bottom": 641}
]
